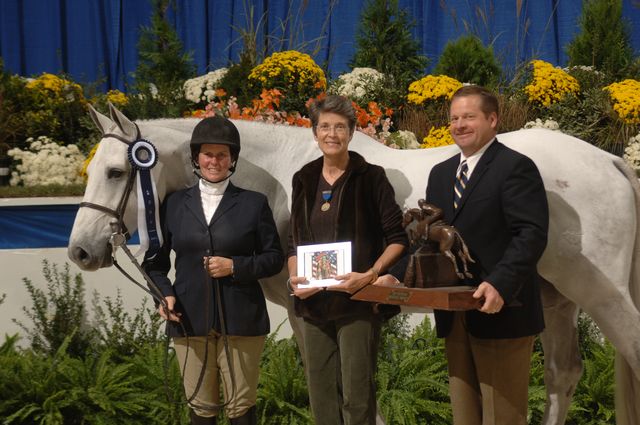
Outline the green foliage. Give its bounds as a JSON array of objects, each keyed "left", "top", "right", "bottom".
[
  {"left": 91, "top": 289, "right": 164, "bottom": 360},
  {"left": 129, "top": 0, "right": 195, "bottom": 119},
  {"left": 0, "top": 60, "right": 93, "bottom": 150},
  {"left": 566, "top": 312, "right": 616, "bottom": 424},
  {"left": 257, "top": 329, "right": 312, "bottom": 424},
  {"left": 350, "top": 0, "right": 428, "bottom": 106},
  {"left": 566, "top": 0, "right": 634, "bottom": 79},
  {"left": 433, "top": 35, "right": 502, "bottom": 87},
  {"left": 3, "top": 260, "right": 620, "bottom": 424},
  {"left": 218, "top": 53, "right": 261, "bottom": 108},
  {"left": 12, "top": 260, "right": 93, "bottom": 357},
  {"left": 376, "top": 315, "right": 451, "bottom": 424},
  {"left": 0, "top": 336, "right": 185, "bottom": 424}
]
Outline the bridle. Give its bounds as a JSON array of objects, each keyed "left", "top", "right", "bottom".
[{"left": 78, "top": 127, "right": 141, "bottom": 242}]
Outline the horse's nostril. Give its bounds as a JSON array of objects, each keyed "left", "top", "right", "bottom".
[{"left": 73, "top": 246, "right": 89, "bottom": 263}]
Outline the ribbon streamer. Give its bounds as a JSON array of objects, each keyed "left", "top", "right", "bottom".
[{"left": 128, "top": 139, "right": 163, "bottom": 257}]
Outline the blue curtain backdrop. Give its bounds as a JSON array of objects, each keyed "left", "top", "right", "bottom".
[{"left": 1, "top": 0, "right": 639, "bottom": 91}]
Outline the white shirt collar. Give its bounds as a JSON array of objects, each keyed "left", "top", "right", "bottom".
[
  {"left": 458, "top": 138, "right": 496, "bottom": 177},
  {"left": 199, "top": 178, "right": 229, "bottom": 195}
]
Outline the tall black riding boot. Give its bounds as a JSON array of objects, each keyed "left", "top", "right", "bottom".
[
  {"left": 229, "top": 405, "right": 256, "bottom": 425},
  {"left": 190, "top": 410, "right": 217, "bottom": 425}
]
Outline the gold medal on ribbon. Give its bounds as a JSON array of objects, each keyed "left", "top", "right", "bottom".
[{"left": 321, "top": 190, "right": 332, "bottom": 212}]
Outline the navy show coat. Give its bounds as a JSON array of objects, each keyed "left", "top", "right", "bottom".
[{"left": 143, "top": 182, "right": 284, "bottom": 337}]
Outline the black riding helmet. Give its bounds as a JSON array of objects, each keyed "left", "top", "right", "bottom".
[{"left": 189, "top": 116, "right": 241, "bottom": 165}]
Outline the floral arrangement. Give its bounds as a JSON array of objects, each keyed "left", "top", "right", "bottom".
[
  {"left": 328, "top": 67, "right": 385, "bottom": 103},
  {"left": 104, "top": 89, "right": 129, "bottom": 106},
  {"left": 407, "top": 75, "right": 462, "bottom": 106},
  {"left": 523, "top": 118, "right": 561, "bottom": 131},
  {"left": 386, "top": 130, "right": 420, "bottom": 149},
  {"left": 524, "top": 60, "right": 580, "bottom": 107},
  {"left": 623, "top": 132, "right": 640, "bottom": 172},
  {"left": 421, "top": 126, "right": 455, "bottom": 148},
  {"left": 8, "top": 136, "right": 86, "bottom": 186},
  {"left": 199, "top": 88, "right": 311, "bottom": 128},
  {"left": 249, "top": 51, "right": 325, "bottom": 92},
  {"left": 353, "top": 101, "right": 393, "bottom": 144},
  {"left": 183, "top": 68, "right": 228, "bottom": 105},
  {"left": 248, "top": 51, "right": 326, "bottom": 112},
  {"left": 603, "top": 79, "right": 640, "bottom": 124},
  {"left": 25, "top": 73, "right": 85, "bottom": 104}
]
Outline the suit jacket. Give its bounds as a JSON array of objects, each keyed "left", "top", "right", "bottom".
[
  {"left": 143, "top": 182, "right": 284, "bottom": 337},
  {"left": 426, "top": 140, "right": 548, "bottom": 339}
]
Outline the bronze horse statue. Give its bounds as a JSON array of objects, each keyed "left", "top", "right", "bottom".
[{"left": 402, "top": 199, "right": 474, "bottom": 283}]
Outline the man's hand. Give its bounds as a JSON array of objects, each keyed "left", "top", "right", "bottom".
[{"left": 473, "top": 281, "right": 504, "bottom": 314}]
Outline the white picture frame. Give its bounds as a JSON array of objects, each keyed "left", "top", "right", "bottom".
[{"left": 296, "top": 241, "right": 352, "bottom": 288}]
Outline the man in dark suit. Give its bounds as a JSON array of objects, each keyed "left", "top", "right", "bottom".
[{"left": 426, "top": 85, "right": 549, "bottom": 424}]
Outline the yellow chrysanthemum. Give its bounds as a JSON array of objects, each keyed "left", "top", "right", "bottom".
[
  {"left": 26, "top": 73, "right": 85, "bottom": 103},
  {"left": 524, "top": 60, "right": 579, "bottom": 107},
  {"left": 407, "top": 75, "right": 462, "bottom": 106},
  {"left": 106, "top": 89, "right": 129, "bottom": 106},
  {"left": 420, "top": 126, "right": 455, "bottom": 148},
  {"left": 604, "top": 79, "right": 640, "bottom": 125},
  {"left": 249, "top": 50, "right": 326, "bottom": 91}
]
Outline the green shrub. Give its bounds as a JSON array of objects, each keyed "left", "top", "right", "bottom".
[
  {"left": 128, "top": 0, "right": 195, "bottom": 119},
  {"left": 218, "top": 53, "right": 261, "bottom": 109},
  {"left": 566, "top": 0, "right": 634, "bottom": 79},
  {"left": 257, "top": 329, "right": 311, "bottom": 424},
  {"left": 0, "top": 336, "right": 186, "bottom": 424},
  {"left": 91, "top": 289, "right": 164, "bottom": 361},
  {"left": 0, "top": 60, "right": 93, "bottom": 151},
  {"left": 433, "top": 35, "right": 502, "bottom": 87},
  {"left": 350, "top": 0, "right": 428, "bottom": 109},
  {"left": 12, "top": 260, "right": 93, "bottom": 358},
  {"left": 377, "top": 315, "right": 451, "bottom": 424}
]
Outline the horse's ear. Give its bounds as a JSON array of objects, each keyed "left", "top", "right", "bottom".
[
  {"left": 88, "top": 103, "right": 114, "bottom": 135},
  {"left": 108, "top": 102, "right": 138, "bottom": 140}
]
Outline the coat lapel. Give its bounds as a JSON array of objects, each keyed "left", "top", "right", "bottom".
[
  {"left": 209, "top": 182, "right": 240, "bottom": 226},
  {"left": 441, "top": 154, "right": 460, "bottom": 222},
  {"left": 453, "top": 141, "right": 501, "bottom": 220},
  {"left": 184, "top": 185, "right": 209, "bottom": 229}
]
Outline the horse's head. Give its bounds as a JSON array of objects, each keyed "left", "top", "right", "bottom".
[{"left": 68, "top": 104, "right": 192, "bottom": 270}]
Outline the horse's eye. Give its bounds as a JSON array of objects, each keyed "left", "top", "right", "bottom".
[{"left": 107, "top": 168, "right": 125, "bottom": 179}]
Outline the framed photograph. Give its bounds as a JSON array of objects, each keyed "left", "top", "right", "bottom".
[{"left": 297, "top": 241, "right": 352, "bottom": 287}]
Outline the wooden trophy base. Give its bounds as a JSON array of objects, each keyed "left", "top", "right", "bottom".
[{"left": 351, "top": 283, "right": 481, "bottom": 311}]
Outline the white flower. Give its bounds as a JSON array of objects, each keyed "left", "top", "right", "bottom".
[
  {"left": 183, "top": 68, "right": 229, "bottom": 104},
  {"left": 386, "top": 130, "right": 420, "bottom": 149},
  {"left": 523, "top": 118, "right": 561, "bottom": 131},
  {"left": 563, "top": 65, "right": 603, "bottom": 75},
  {"left": 328, "top": 67, "right": 385, "bottom": 102},
  {"left": 8, "top": 136, "right": 86, "bottom": 187},
  {"left": 623, "top": 133, "right": 640, "bottom": 171}
]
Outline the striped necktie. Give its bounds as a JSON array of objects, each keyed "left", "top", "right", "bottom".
[{"left": 454, "top": 160, "right": 468, "bottom": 210}]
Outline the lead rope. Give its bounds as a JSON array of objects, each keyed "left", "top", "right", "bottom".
[{"left": 109, "top": 224, "right": 236, "bottom": 413}]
